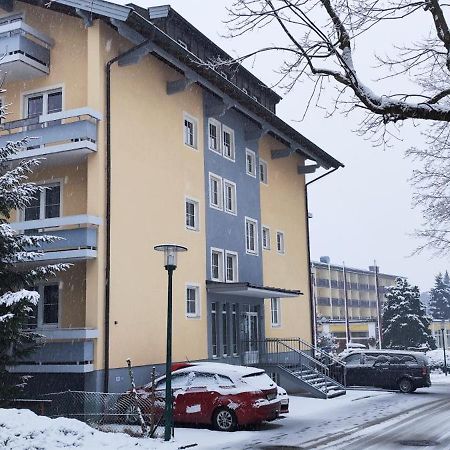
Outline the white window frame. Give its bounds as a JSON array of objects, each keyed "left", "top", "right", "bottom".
[
  {"left": 185, "top": 283, "right": 200, "bottom": 318},
  {"left": 259, "top": 159, "right": 268, "bottom": 184},
  {"left": 223, "top": 179, "right": 237, "bottom": 215},
  {"left": 246, "top": 148, "right": 257, "bottom": 177},
  {"left": 211, "top": 247, "right": 224, "bottom": 281},
  {"left": 262, "top": 226, "right": 271, "bottom": 250},
  {"left": 209, "top": 172, "right": 223, "bottom": 211},
  {"left": 28, "top": 283, "right": 61, "bottom": 329},
  {"left": 22, "top": 85, "right": 64, "bottom": 120},
  {"left": 225, "top": 250, "right": 239, "bottom": 283},
  {"left": 276, "top": 231, "right": 285, "bottom": 254},
  {"left": 208, "top": 118, "right": 221, "bottom": 154},
  {"left": 21, "top": 180, "right": 63, "bottom": 222},
  {"left": 185, "top": 196, "right": 199, "bottom": 231},
  {"left": 183, "top": 112, "right": 198, "bottom": 149},
  {"left": 245, "top": 217, "right": 259, "bottom": 255},
  {"left": 222, "top": 125, "right": 235, "bottom": 162},
  {"left": 271, "top": 297, "right": 281, "bottom": 327}
]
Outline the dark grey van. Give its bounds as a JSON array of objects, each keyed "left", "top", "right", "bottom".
[{"left": 340, "top": 350, "right": 431, "bottom": 393}]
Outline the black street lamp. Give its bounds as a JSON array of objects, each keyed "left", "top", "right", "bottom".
[
  {"left": 154, "top": 244, "right": 187, "bottom": 441},
  {"left": 441, "top": 319, "right": 448, "bottom": 376}
]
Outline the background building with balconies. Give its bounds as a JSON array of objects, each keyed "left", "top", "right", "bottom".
[
  {"left": 2, "top": 0, "right": 343, "bottom": 397},
  {"left": 311, "top": 257, "right": 399, "bottom": 350}
]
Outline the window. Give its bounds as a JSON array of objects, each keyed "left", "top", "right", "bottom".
[
  {"left": 225, "top": 251, "right": 238, "bottom": 282},
  {"left": 211, "top": 302, "right": 218, "bottom": 357},
  {"left": 208, "top": 118, "right": 221, "bottom": 154},
  {"left": 185, "top": 198, "right": 199, "bottom": 231},
  {"left": 231, "top": 304, "right": 239, "bottom": 355},
  {"left": 223, "top": 179, "right": 237, "bottom": 215},
  {"left": 259, "top": 159, "right": 268, "bottom": 184},
  {"left": 209, "top": 173, "right": 223, "bottom": 210},
  {"left": 222, "top": 126, "right": 235, "bottom": 161},
  {"left": 25, "top": 88, "right": 62, "bottom": 122},
  {"left": 156, "top": 373, "right": 190, "bottom": 392},
  {"left": 271, "top": 298, "right": 281, "bottom": 327},
  {"left": 222, "top": 304, "right": 228, "bottom": 356},
  {"left": 186, "top": 285, "right": 200, "bottom": 317},
  {"left": 25, "top": 284, "right": 59, "bottom": 328},
  {"left": 211, "top": 248, "right": 224, "bottom": 281},
  {"left": 262, "top": 226, "right": 271, "bottom": 250},
  {"left": 24, "top": 182, "right": 61, "bottom": 222},
  {"left": 246, "top": 149, "right": 256, "bottom": 177},
  {"left": 276, "top": 231, "right": 285, "bottom": 254},
  {"left": 245, "top": 217, "right": 258, "bottom": 255},
  {"left": 183, "top": 114, "right": 197, "bottom": 148}
]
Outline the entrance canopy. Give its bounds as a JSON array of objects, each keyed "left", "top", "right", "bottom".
[{"left": 206, "top": 280, "right": 302, "bottom": 299}]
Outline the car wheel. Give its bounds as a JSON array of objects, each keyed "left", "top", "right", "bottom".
[
  {"left": 213, "top": 407, "right": 237, "bottom": 432},
  {"left": 124, "top": 404, "right": 140, "bottom": 425},
  {"left": 398, "top": 378, "right": 414, "bottom": 393}
]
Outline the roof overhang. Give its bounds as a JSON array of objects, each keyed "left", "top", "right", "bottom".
[
  {"left": 206, "top": 280, "right": 302, "bottom": 299},
  {"left": 13, "top": 0, "right": 343, "bottom": 169}
]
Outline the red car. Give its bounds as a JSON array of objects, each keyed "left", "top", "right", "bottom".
[{"left": 124, "top": 362, "right": 281, "bottom": 431}]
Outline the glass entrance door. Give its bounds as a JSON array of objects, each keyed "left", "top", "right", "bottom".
[{"left": 243, "top": 305, "right": 260, "bottom": 364}]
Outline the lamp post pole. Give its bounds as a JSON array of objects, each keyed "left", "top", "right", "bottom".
[
  {"left": 164, "top": 263, "right": 175, "bottom": 440},
  {"left": 154, "top": 244, "right": 187, "bottom": 442},
  {"left": 442, "top": 320, "right": 448, "bottom": 376}
]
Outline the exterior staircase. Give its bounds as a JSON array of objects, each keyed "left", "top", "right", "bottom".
[{"left": 241, "top": 338, "right": 346, "bottom": 399}]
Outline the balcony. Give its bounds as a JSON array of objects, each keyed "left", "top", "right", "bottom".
[
  {"left": 0, "top": 108, "right": 101, "bottom": 163},
  {"left": 9, "top": 214, "right": 102, "bottom": 263},
  {"left": 0, "top": 14, "right": 53, "bottom": 81},
  {"left": 9, "top": 328, "right": 98, "bottom": 373}
]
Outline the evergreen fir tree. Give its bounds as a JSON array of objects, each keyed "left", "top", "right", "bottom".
[
  {"left": 0, "top": 106, "right": 66, "bottom": 400},
  {"left": 429, "top": 273, "right": 450, "bottom": 319},
  {"left": 443, "top": 270, "right": 450, "bottom": 287},
  {"left": 382, "top": 278, "right": 436, "bottom": 350}
]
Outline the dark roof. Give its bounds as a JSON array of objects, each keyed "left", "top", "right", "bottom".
[
  {"left": 136, "top": 4, "right": 283, "bottom": 106},
  {"left": 37, "top": 0, "right": 343, "bottom": 169}
]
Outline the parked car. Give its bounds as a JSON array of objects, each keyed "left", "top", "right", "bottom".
[
  {"left": 277, "top": 386, "right": 289, "bottom": 414},
  {"left": 339, "top": 350, "right": 431, "bottom": 393},
  {"left": 122, "top": 362, "right": 281, "bottom": 431}
]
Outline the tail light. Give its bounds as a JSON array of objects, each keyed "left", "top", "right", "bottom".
[{"left": 422, "top": 366, "right": 427, "bottom": 376}]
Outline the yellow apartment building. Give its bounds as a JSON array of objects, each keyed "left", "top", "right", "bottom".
[
  {"left": 311, "top": 258, "right": 399, "bottom": 351},
  {"left": 2, "top": 0, "right": 344, "bottom": 396}
]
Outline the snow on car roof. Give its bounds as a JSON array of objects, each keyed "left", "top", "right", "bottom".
[
  {"left": 343, "top": 349, "right": 427, "bottom": 359},
  {"left": 175, "top": 362, "right": 265, "bottom": 378}
]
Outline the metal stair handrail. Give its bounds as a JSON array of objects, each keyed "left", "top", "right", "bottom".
[
  {"left": 262, "top": 337, "right": 346, "bottom": 387},
  {"left": 274, "top": 339, "right": 329, "bottom": 373}
]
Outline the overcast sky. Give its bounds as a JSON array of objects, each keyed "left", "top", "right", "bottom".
[{"left": 123, "top": 0, "right": 447, "bottom": 291}]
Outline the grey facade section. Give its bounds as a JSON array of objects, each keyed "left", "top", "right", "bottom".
[
  {"left": 203, "top": 91, "right": 266, "bottom": 361},
  {"left": 203, "top": 91, "right": 263, "bottom": 285}
]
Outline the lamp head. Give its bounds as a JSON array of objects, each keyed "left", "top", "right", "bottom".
[{"left": 154, "top": 244, "right": 188, "bottom": 269}]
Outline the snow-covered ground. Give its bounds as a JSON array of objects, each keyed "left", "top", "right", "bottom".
[{"left": 1, "top": 380, "right": 449, "bottom": 449}]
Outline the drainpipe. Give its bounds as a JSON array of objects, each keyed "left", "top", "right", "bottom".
[
  {"left": 104, "top": 38, "right": 153, "bottom": 393},
  {"left": 305, "top": 167, "right": 340, "bottom": 348}
]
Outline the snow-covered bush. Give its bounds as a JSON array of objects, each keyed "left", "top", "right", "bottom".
[{"left": 426, "top": 349, "right": 450, "bottom": 372}]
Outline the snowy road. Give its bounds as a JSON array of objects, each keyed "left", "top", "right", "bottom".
[{"left": 198, "top": 379, "right": 450, "bottom": 450}]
